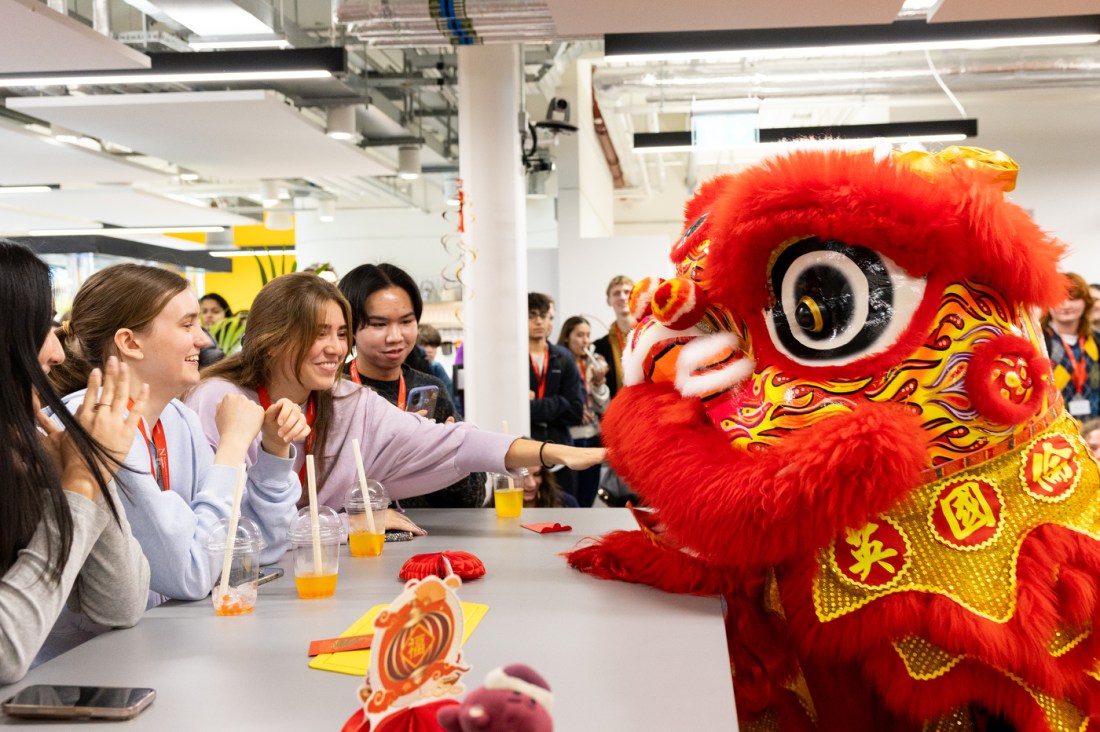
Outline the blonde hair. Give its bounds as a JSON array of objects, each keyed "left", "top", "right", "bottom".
[{"left": 605, "top": 275, "right": 634, "bottom": 298}]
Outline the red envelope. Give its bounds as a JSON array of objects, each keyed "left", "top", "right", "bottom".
[
  {"left": 308, "top": 634, "right": 373, "bottom": 656},
  {"left": 521, "top": 522, "right": 571, "bottom": 534}
]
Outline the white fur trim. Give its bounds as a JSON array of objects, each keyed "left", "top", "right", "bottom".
[
  {"left": 483, "top": 667, "right": 554, "bottom": 713},
  {"left": 621, "top": 323, "right": 706, "bottom": 387},
  {"left": 674, "top": 331, "right": 754, "bottom": 398}
]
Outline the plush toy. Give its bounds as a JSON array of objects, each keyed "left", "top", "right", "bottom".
[
  {"left": 436, "top": 665, "right": 553, "bottom": 732},
  {"left": 567, "top": 146, "right": 1100, "bottom": 731}
]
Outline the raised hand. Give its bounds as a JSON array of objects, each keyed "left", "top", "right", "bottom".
[
  {"left": 214, "top": 393, "right": 265, "bottom": 447},
  {"left": 260, "top": 397, "right": 311, "bottom": 458}
]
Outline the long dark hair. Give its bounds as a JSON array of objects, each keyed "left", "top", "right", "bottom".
[
  {"left": 557, "top": 316, "right": 590, "bottom": 353},
  {"left": 200, "top": 293, "right": 233, "bottom": 318},
  {"left": 338, "top": 263, "right": 423, "bottom": 333},
  {"left": 0, "top": 241, "right": 122, "bottom": 581},
  {"left": 202, "top": 273, "right": 353, "bottom": 487}
]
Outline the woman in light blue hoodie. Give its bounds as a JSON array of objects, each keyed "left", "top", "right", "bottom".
[{"left": 50, "top": 265, "right": 309, "bottom": 603}]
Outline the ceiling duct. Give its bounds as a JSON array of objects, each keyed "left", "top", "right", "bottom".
[{"left": 338, "top": 0, "right": 583, "bottom": 47}]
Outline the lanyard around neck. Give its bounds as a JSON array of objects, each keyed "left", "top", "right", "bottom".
[
  {"left": 129, "top": 399, "right": 169, "bottom": 492},
  {"left": 256, "top": 385, "right": 316, "bottom": 486},
  {"left": 1057, "top": 333, "right": 1088, "bottom": 394},
  {"left": 349, "top": 363, "right": 407, "bottom": 409},
  {"left": 531, "top": 347, "right": 549, "bottom": 399}
]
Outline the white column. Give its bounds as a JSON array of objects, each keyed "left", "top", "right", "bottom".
[{"left": 458, "top": 44, "right": 530, "bottom": 437}]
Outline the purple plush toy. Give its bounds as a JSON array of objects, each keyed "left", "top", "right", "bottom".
[{"left": 436, "top": 664, "right": 553, "bottom": 732}]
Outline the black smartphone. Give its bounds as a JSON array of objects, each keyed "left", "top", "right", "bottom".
[
  {"left": 405, "top": 385, "right": 439, "bottom": 416},
  {"left": 257, "top": 566, "right": 284, "bottom": 587},
  {"left": 2, "top": 685, "right": 155, "bottom": 720}
]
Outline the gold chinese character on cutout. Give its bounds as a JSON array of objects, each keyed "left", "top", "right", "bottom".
[
  {"left": 846, "top": 522, "right": 898, "bottom": 582},
  {"left": 1030, "top": 442, "right": 1074, "bottom": 494},
  {"left": 939, "top": 481, "right": 996, "bottom": 540}
]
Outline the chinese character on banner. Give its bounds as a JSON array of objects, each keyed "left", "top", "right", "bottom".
[
  {"left": 1022, "top": 435, "right": 1079, "bottom": 501},
  {"left": 834, "top": 518, "right": 909, "bottom": 589},
  {"left": 931, "top": 477, "right": 1002, "bottom": 550}
]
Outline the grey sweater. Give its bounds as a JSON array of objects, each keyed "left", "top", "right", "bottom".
[{"left": 0, "top": 483, "right": 150, "bottom": 684}]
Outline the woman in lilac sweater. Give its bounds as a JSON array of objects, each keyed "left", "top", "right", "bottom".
[{"left": 187, "top": 274, "right": 604, "bottom": 511}]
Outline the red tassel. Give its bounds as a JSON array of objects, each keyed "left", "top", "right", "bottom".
[{"left": 399, "top": 551, "right": 485, "bottom": 581}]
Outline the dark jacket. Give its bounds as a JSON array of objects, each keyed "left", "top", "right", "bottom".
[
  {"left": 529, "top": 342, "right": 585, "bottom": 447},
  {"left": 592, "top": 334, "right": 621, "bottom": 399}
]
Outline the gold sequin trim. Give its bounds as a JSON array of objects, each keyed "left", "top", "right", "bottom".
[
  {"left": 924, "top": 473, "right": 1006, "bottom": 552},
  {"left": 894, "top": 636, "right": 966, "bottom": 681},
  {"left": 1086, "top": 662, "right": 1100, "bottom": 682},
  {"left": 1002, "top": 669, "right": 1089, "bottom": 732},
  {"left": 814, "top": 413, "right": 1100, "bottom": 624},
  {"left": 1049, "top": 624, "right": 1092, "bottom": 658},
  {"left": 922, "top": 707, "right": 976, "bottom": 732},
  {"left": 741, "top": 709, "right": 780, "bottom": 732},
  {"left": 781, "top": 666, "right": 817, "bottom": 725},
  {"left": 764, "top": 567, "right": 786, "bottom": 620}
]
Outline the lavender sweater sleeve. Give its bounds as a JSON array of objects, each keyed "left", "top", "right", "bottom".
[{"left": 186, "top": 379, "right": 516, "bottom": 509}]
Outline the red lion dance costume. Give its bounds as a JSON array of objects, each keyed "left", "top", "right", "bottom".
[{"left": 567, "top": 146, "right": 1100, "bottom": 731}]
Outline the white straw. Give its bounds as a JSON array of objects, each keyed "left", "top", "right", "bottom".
[
  {"left": 217, "top": 464, "right": 247, "bottom": 599},
  {"left": 351, "top": 438, "right": 377, "bottom": 534},
  {"left": 501, "top": 420, "right": 509, "bottom": 434},
  {"left": 306, "top": 455, "right": 323, "bottom": 574}
]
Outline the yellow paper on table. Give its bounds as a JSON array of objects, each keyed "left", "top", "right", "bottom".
[{"left": 309, "top": 602, "right": 489, "bottom": 676}]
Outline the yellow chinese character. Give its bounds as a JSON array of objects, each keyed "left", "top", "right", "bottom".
[
  {"left": 940, "top": 481, "right": 996, "bottom": 540},
  {"left": 403, "top": 632, "right": 428, "bottom": 666},
  {"left": 1030, "top": 442, "right": 1074, "bottom": 493},
  {"left": 846, "top": 522, "right": 898, "bottom": 582}
]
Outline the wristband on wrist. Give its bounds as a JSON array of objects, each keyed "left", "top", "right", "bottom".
[{"left": 539, "top": 441, "right": 554, "bottom": 469}]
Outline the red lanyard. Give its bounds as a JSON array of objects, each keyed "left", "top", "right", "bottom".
[
  {"left": 576, "top": 355, "right": 588, "bottom": 399},
  {"left": 257, "top": 386, "right": 316, "bottom": 486},
  {"left": 349, "top": 362, "right": 407, "bottom": 409},
  {"left": 129, "top": 399, "right": 169, "bottom": 492},
  {"left": 1057, "top": 334, "right": 1088, "bottom": 394},
  {"left": 531, "top": 348, "right": 548, "bottom": 399}
]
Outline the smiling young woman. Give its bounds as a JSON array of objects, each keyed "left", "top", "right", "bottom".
[
  {"left": 187, "top": 272, "right": 605, "bottom": 520},
  {"left": 49, "top": 264, "right": 303, "bottom": 603}
]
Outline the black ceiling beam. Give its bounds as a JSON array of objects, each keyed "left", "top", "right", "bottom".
[
  {"left": 633, "top": 119, "right": 978, "bottom": 149},
  {"left": 606, "top": 15, "right": 1100, "bottom": 57},
  {"left": 12, "top": 237, "right": 232, "bottom": 272}
]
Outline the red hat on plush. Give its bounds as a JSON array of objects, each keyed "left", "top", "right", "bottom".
[{"left": 436, "top": 664, "right": 553, "bottom": 732}]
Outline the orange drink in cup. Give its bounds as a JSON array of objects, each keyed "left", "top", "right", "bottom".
[
  {"left": 288, "top": 505, "right": 343, "bottom": 599},
  {"left": 493, "top": 471, "right": 524, "bottom": 518},
  {"left": 345, "top": 478, "right": 387, "bottom": 558},
  {"left": 204, "top": 516, "right": 264, "bottom": 616}
]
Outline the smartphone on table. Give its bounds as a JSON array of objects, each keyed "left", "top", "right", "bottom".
[
  {"left": 2, "top": 685, "right": 155, "bottom": 720},
  {"left": 405, "top": 385, "right": 439, "bottom": 417}
]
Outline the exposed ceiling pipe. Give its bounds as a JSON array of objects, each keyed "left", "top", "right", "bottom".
[{"left": 93, "top": 0, "right": 111, "bottom": 35}]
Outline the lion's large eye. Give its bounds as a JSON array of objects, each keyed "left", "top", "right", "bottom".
[{"left": 766, "top": 237, "right": 925, "bottom": 366}]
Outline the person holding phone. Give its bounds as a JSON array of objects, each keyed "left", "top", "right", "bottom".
[
  {"left": 187, "top": 273, "right": 605, "bottom": 517},
  {"left": 337, "top": 263, "right": 482, "bottom": 508},
  {"left": 0, "top": 242, "right": 149, "bottom": 683},
  {"left": 49, "top": 265, "right": 304, "bottom": 604}
]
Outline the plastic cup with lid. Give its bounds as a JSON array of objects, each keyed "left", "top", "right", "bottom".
[
  {"left": 204, "top": 516, "right": 265, "bottom": 616},
  {"left": 345, "top": 480, "right": 388, "bottom": 558},
  {"left": 287, "top": 505, "right": 345, "bottom": 599}
]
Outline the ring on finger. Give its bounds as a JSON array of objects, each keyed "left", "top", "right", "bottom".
[{"left": 94, "top": 402, "right": 113, "bottom": 410}]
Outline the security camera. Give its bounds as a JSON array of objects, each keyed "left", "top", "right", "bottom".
[{"left": 535, "top": 97, "right": 577, "bottom": 134}]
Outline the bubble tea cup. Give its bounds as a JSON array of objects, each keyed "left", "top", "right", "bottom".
[{"left": 204, "top": 516, "right": 265, "bottom": 616}]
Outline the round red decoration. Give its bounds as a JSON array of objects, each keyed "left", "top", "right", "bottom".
[
  {"left": 964, "top": 334, "right": 1050, "bottom": 425},
  {"left": 398, "top": 551, "right": 485, "bottom": 581},
  {"left": 628, "top": 277, "right": 662, "bottom": 321},
  {"left": 651, "top": 277, "right": 708, "bottom": 330},
  {"left": 1020, "top": 434, "right": 1080, "bottom": 502},
  {"left": 831, "top": 515, "right": 910, "bottom": 590},
  {"left": 929, "top": 476, "right": 1003, "bottom": 551}
]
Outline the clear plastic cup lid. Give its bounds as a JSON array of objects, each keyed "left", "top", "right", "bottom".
[
  {"left": 203, "top": 516, "right": 265, "bottom": 554},
  {"left": 287, "top": 505, "right": 345, "bottom": 543},
  {"left": 344, "top": 479, "right": 388, "bottom": 512}
]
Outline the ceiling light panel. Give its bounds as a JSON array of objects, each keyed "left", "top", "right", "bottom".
[
  {"left": 9, "top": 90, "right": 390, "bottom": 179},
  {"left": 0, "top": 122, "right": 169, "bottom": 186},
  {"left": 0, "top": 0, "right": 150, "bottom": 73},
  {"left": 144, "top": 0, "right": 274, "bottom": 37},
  {"left": 4, "top": 188, "right": 256, "bottom": 228}
]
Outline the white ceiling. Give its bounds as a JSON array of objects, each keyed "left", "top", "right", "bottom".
[
  {"left": 930, "top": 0, "right": 1100, "bottom": 22},
  {"left": 0, "top": 188, "right": 257, "bottom": 230},
  {"left": 0, "top": 120, "right": 170, "bottom": 186},
  {"left": 545, "top": 0, "right": 905, "bottom": 35},
  {"left": 8, "top": 90, "right": 392, "bottom": 180},
  {"left": 0, "top": 0, "right": 149, "bottom": 73}
]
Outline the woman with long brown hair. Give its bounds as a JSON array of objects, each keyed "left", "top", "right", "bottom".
[
  {"left": 1042, "top": 271, "right": 1100, "bottom": 419},
  {"left": 51, "top": 264, "right": 307, "bottom": 602},
  {"left": 0, "top": 242, "right": 148, "bottom": 682},
  {"left": 188, "top": 272, "right": 604, "bottom": 513}
]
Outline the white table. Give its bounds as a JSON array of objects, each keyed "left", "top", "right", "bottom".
[{"left": 1, "top": 509, "right": 738, "bottom": 730}]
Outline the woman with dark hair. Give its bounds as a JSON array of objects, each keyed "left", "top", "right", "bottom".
[
  {"left": 557, "top": 315, "right": 610, "bottom": 507},
  {"left": 0, "top": 241, "right": 149, "bottom": 683},
  {"left": 52, "top": 265, "right": 304, "bottom": 603},
  {"left": 186, "top": 272, "right": 604, "bottom": 517},
  {"left": 338, "top": 263, "right": 478, "bottom": 507},
  {"left": 1042, "top": 271, "right": 1100, "bottom": 419},
  {"left": 200, "top": 293, "right": 233, "bottom": 327}
]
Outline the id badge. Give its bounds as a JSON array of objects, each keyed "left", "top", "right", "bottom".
[{"left": 1069, "top": 397, "right": 1091, "bottom": 417}]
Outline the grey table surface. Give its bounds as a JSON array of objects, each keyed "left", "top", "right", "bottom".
[{"left": 1, "top": 509, "right": 738, "bottom": 730}]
